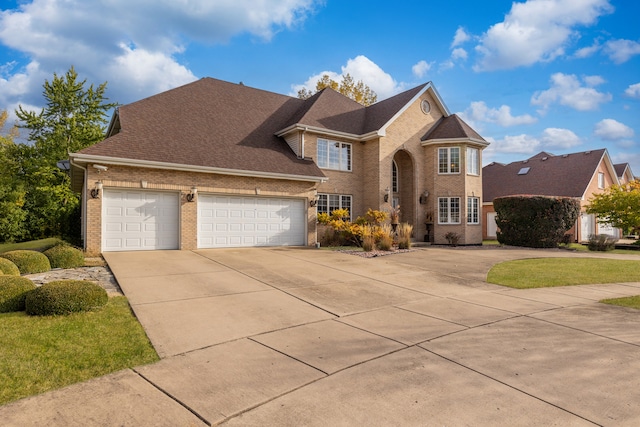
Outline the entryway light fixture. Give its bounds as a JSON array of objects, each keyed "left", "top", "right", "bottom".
[
  {"left": 419, "top": 190, "right": 429, "bottom": 204},
  {"left": 90, "top": 181, "right": 103, "bottom": 199},
  {"left": 383, "top": 187, "right": 390, "bottom": 203},
  {"left": 310, "top": 195, "right": 319, "bottom": 207},
  {"left": 186, "top": 187, "right": 198, "bottom": 202}
]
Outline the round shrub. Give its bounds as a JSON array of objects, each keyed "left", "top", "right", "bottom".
[
  {"left": 43, "top": 245, "right": 85, "bottom": 269},
  {"left": 0, "top": 250, "right": 51, "bottom": 274},
  {"left": 0, "top": 257, "right": 20, "bottom": 276},
  {"left": 0, "top": 276, "right": 36, "bottom": 313},
  {"left": 25, "top": 280, "right": 108, "bottom": 316}
]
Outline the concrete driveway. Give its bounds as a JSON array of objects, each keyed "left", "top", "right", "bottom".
[{"left": 2, "top": 247, "right": 640, "bottom": 426}]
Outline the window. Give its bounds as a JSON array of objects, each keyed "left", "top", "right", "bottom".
[
  {"left": 438, "top": 147, "right": 460, "bottom": 174},
  {"left": 318, "top": 194, "right": 352, "bottom": 220},
  {"left": 438, "top": 197, "right": 460, "bottom": 224},
  {"left": 317, "top": 139, "right": 351, "bottom": 171},
  {"left": 598, "top": 172, "right": 605, "bottom": 189},
  {"left": 466, "top": 147, "right": 479, "bottom": 175},
  {"left": 467, "top": 197, "right": 480, "bottom": 224},
  {"left": 392, "top": 160, "right": 399, "bottom": 193}
]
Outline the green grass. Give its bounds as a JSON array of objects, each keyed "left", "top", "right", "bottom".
[
  {"left": 601, "top": 295, "right": 640, "bottom": 310},
  {"left": 0, "top": 297, "right": 158, "bottom": 405},
  {"left": 0, "top": 238, "right": 64, "bottom": 254},
  {"left": 487, "top": 258, "right": 640, "bottom": 289}
]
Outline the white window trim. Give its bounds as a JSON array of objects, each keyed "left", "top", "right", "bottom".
[
  {"left": 466, "top": 147, "right": 479, "bottom": 176},
  {"left": 438, "top": 197, "right": 461, "bottom": 224},
  {"left": 317, "top": 193, "right": 352, "bottom": 220},
  {"left": 438, "top": 147, "right": 461, "bottom": 175},
  {"left": 317, "top": 138, "right": 352, "bottom": 172},
  {"left": 467, "top": 197, "right": 480, "bottom": 224},
  {"left": 598, "top": 172, "right": 605, "bottom": 189}
]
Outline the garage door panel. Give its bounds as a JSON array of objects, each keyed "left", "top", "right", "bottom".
[
  {"left": 198, "top": 195, "right": 305, "bottom": 248},
  {"left": 103, "top": 190, "right": 179, "bottom": 252}
]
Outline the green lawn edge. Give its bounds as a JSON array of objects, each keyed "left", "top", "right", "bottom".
[
  {"left": 600, "top": 295, "right": 640, "bottom": 310},
  {"left": 0, "top": 296, "right": 159, "bottom": 405}
]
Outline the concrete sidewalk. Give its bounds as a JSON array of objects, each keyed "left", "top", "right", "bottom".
[{"left": 1, "top": 247, "right": 640, "bottom": 426}]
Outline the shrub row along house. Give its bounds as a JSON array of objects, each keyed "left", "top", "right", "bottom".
[
  {"left": 482, "top": 149, "right": 636, "bottom": 242},
  {"left": 69, "top": 77, "right": 489, "bottom": 254}
]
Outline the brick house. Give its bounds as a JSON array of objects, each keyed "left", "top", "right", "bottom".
[
  {"left": 482, "top": 149, "right": 634, "bottom": 242},
  {"left": 69, "top": 78, "right": 489, "bottom": 254}
]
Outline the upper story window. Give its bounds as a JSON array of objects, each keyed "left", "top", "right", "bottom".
[
  {"left": 598, "top": 172, "right": 605, "bottom": 189},
  {"left": 317, "top": 139, "right": 351, "bottom": 171},
  {"left": 392, "top": 160, "right": 399, "bottom": 193},
  {"left": 466, "top": 147, "right": 479, "bottom": 175},
  {"left": 438, "top": 147, "right": 460, "bottom": 174}
]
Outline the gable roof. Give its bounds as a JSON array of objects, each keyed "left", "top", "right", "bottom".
[
  {"left": 71, "top": 77, "right": 458, "bottom": 180},
  {"left": 422, "top": 114, "right": 487, "bottom": 143},
  {"left": 483, "top": 148, "right": 614, "bottom": 202},
  {"left": 73, "top": 78, "right": 325, "bottom": 181}
]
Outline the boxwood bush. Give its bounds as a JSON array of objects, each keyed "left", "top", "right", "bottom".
[
  {"left": 0, "top": 250, "right": 51, "bottom": 274},
  {"left": 43, "top": 245, "right": 85, "bottom": 269},
  {"left": 0, "top": 276, "right": 36, "bottom": 313},
  {"left": 494, "top": 195, "right": 581, "bottom": 248},
  {"left": 0, "top": 258, "right": 20, "bottom": 276},
  {"left": 25, "top": 280, "right": 108, "bottom": 316}
]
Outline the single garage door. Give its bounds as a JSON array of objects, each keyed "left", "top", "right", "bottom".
[
  {"left": 102, "top": 189, "right": 179, "bottom": 251},
  {"left": 198, "top": 195, "right": 306, "bottom": 248}
]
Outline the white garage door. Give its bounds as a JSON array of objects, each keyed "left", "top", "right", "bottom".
[
  {"left": 102, "top": 189, "right": 179, "bottom": 252},
  {"left": 198, "top": 195, "right": 306, "bottom": 248}
]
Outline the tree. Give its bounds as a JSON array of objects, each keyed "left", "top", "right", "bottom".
[
  {"left": 0, "top": 111, "right": 28, "bottom": 242},
  {"left": 3, "top": 66, "right": 117, "bottom": 243},
  {"left": 298, "top": 73, "right": 377, "bottom": 106},
  {"left": 587, "top": 180, "right": 640, "bottom": 234}
]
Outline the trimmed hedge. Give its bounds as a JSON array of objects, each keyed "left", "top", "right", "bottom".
[
  {"left": 0, "top": 276, "right": 36, "bottom": 313},
  {"left": 0, "top": 250, "right": 51, "bottom": 275},
  {"left": 44, "top": 245, "right": 85, "bottom": 269},
  {"left": 25, "top": 280, "right": 108, "bottom": 316},
  {"left": 0, "top": 258, "right": 20, "bottom": 276},
  {"left": 494, "top": 195, "right": 581, "bottom": 248}
]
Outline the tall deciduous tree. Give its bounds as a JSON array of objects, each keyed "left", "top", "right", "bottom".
[
  {"left": 0, "top": 111, "right": 27, "bottom": 242},
  {"left": 587, "top": 180, "right": 640, "bottom": 234},
  {"left": 3, "top": 66, "right": 117, "bottom": 242},
  {"left": 298, "top": 73, "right": 378, "bottom": 106}
]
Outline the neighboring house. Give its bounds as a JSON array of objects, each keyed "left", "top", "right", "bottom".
[
  {"left": 614, "top": 162, "right": 636, "bottom": 184},
  {"left": 69, "top": 77, "right": 489, "bottom": 254},
  {"left": 482, "top": 149, "right": 632, "bottom": 242}
]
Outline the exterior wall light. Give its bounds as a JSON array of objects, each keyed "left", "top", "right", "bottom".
[
  {"left": 186, "top": 187, "right": 198, "bottom": 202},
  {"left": 310, "top": 195, "right": 319, "bottom": 207},
  {"left": 419, "top": 190, "right": 430, "bottom": 204},
  {"left": 383, "top": 187, "right": 390, "bottom": 203},
  {"left": 90, "top": 181, "right": 103, "bottom": 199}
]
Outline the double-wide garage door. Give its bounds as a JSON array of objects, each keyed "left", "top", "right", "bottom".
[
  {"left": 198, "top": 195, "right": 306, "bottom": 248},
  {"left": 102, "top": 190, "right": 180, "bottom": 252}
]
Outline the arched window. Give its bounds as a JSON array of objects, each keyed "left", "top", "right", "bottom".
[{"left": 392, "top": 160, "right": 399, "bottom": 193}]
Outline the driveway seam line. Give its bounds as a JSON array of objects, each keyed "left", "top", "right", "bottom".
[
  {"left": 132, "top": 370, "right": 211, "bottom": 426},
  {"left": 417, "top": 347, "right": 601, "bottom": 426}
]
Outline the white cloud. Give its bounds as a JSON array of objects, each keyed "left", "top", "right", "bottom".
[
  {"left": 451, "top": 27, "right": 471, "bottom": 48},
  {"left": 451, "top": 48, "right": 468, "bottom": 61},
  {"left": 292, "top": 55, "right": 404, "bottom": 100},
  {"left": 473, "top": 0, "right": 614, "bottom": 71},
  {"left": 531, "top": 72, "right": 612, "bottom": 112},
  {"left": 603, "top": 39, "right": 640, "bottom": 64},
  {"left": 459, "top": 101, "right": 537, "bottom": 127},
  {"left": 573, "top": 40, "right": 601, "bottom": 58},
  {"left": 540, "top": 127, "right": 581, "bottom": 149},
  {"left": 624, "top": 83, "right": 640, "bottom": 99},
  {"left": 0, "top": 0, "right": 321, "bottom": 108},
  {"left": 490, "top": 134, "right": 541, "bottom": 154},
  {"left": 594, "top": 119, "right": 634, "bottom": 140},
  {"left": 412, "top": 60, "right": 433, "bottom": 79}
]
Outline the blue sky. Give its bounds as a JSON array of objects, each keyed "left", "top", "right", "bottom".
[{"left": 1, "top": 0, "right": 639, "bottom": 175}]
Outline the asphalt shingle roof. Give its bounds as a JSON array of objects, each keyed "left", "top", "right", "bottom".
[{"left": 483, "top": 149, "right": 607, "bottom": 202}]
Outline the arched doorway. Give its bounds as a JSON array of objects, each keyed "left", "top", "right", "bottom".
[{"left": 391, "top": 150, "right": 415, "bottom": 226}]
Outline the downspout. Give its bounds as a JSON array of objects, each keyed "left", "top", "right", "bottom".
[{"left": 70, "top": 158, "right": 88, "bottom": 251}]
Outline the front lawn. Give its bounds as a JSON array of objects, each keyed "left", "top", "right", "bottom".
[
  {"left": 487, "top": 258, "right": 640, "bottom": 289},
  {"left": 601, "top": 295, "right": 640, "bottom": 310},
  {"left": 0, "top": 297, "right": 158, "bottom": 405}
]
